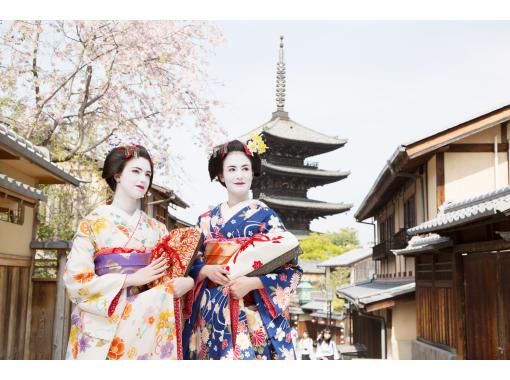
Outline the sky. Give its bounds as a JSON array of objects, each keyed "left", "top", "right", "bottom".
[{"left": 169, "top": 20, "right": 510, "bottom": 245}]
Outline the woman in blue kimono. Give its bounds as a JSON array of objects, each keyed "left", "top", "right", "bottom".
[{"left": 182, "top": 137, "right": 302, "bottom": 360}]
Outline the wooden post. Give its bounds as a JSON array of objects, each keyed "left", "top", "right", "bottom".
[
  {"left": 436, "top": 152, "right": 445, "bottom": 209},
  {"left": 51, "top": 250, "right": 67, "bottom": 360},
  {"left": 23, "top": 254, "right": 35, "bottom": 359},
  {"left": 6, "top": 266, "right": 20, "bottom": 359},
  {"left": 453, "top": 249, "right": 466, "bottom": 359},
  {"left": 16, "top": 266, "right": 29, "bottom": 359},
  {"left": 62, "top": 288, "right": 72, "bottom": 359},
  {"left": 0, "top": 266, "right": 8, "bottom": 359}
]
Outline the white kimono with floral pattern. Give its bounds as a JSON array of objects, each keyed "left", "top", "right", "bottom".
[{"left": 63, "top": 205, "right": 178, "bottom": 360}]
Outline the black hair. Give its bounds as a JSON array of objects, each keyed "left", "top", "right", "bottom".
[
  {"left": 208, "top": 139, "right": 261, "bottom": 187},
  {"left": 322, "top": 329, "right": 332, "bottom": 344},
  {"left": 102, "top": 145, "right": 154, "bottom": 193}
]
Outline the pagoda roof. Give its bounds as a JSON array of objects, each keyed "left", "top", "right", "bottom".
[
  {"left": 262, "top": 160, "right": 350, "bottom": 180},
  {"left": 259, "top": 194, "right": 352, "bottom": 213},
  {"left": 241, "top": 116, "right": 347, "bottom": 148}
]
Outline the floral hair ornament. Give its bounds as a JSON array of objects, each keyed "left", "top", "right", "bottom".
[
  {"left": 107, "top": 133, "right": 151, "bottom": 161},
  {"left": 246, "top": 134, "right": 267, "bottom": 155}
]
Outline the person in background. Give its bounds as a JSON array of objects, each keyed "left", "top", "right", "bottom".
[
  {"left": 315, "top": 329, "right": 339, "bottom": 360},
  {"left": 297, "top": 331, "right": 314, "bottom": 360},
  {"left": 290, "top": 325, "right": 299, "bottom": 351}
]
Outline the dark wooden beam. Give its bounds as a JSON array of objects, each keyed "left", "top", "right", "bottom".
[
  {"left": 0, "top": 148, "right": 19, "bottom": 160},
  {"left": 501, "top": 123, "right": 508, "bottom": 143},
  {"left": 436, "top": 152, "right": 445, "bottom": 209},
  {"left": 453, "top": 239, "right": 510, "bottom": 254},
  {"left": 446, "top": 143, "right": 508, "bottom": 153}
]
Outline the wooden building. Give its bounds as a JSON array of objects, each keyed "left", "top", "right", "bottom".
[
  {"left": 241, "top": 37, "right": 352, "bottom": 237},
  {"left": 145, "top": 183, "right": 191, "bottom": 230},
  {"left": 397, "top": 192, "right": 510, "bottom": 359},
  {"left": 318, "top": 247, "right": 374, "bottom": 351},
  {"left": 0, "top": 123, "right": 79, "bottom": 359},
  {"left": 353, "top": 104, "right": 510, "bottom": 359}
]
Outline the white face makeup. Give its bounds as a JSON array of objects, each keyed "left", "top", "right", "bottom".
[
  {"left": 114, "top": 157, "right": 152, "bottom": 200},
  {"left": 219, "top": 151, "right": 253, "bottom": 198}
]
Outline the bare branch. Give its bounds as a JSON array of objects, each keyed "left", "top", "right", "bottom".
[
  {"left": 61, "top": 65, "right": 92, "bottom": 161},
  {"left": 27, "top": 45, "right": 119, "bottom": 138},
  {"left": 77, "top": 128, "right": 117, "bottom": 155},
  {"left": 85, "top": 54, "right": 116, "bottom": 109},
  {"left": 79, "top": 65, "right": 93, "bottom": 120},
  {"left": 32, "top": 21, "right": 42, "bottom": 109}
]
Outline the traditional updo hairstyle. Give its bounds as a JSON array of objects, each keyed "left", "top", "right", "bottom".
[
  {"left": 208, "top": 139, "right": 261, "bottom": 187},
  {"left": 102, "top": 145, "right": 154, "bottom": 193}
]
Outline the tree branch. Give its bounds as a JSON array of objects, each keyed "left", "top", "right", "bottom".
[
  {"left": 85, "top": 54, "right": 116, "bottom": 109},
  {"left": 77, "top": 128, "right": 117, "bottom": 155},
  {"left": 32, "top": 21, "right": 42, "bottom": 109},
  {"left": 61, "top": 65, "right": 92, "bottom": 161},
  {"left": 27, "top": 45, "right": 119, "bottom": 138}
]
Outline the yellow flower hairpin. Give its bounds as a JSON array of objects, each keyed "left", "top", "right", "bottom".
[{"left": 246, "top": 134, "right": 268, "bottom": 155}]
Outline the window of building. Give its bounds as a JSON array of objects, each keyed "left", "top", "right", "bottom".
[
  {"left": 0, "top": 193, "right": 25, "bottom": 225},
  {"left": 154, "top": 204, "right": 168, "bottom": 227},
  {"left": 404, "top": 194, "right": 417, "bottom": 229},
  {"left": 378, "top": 213, "right": 395, "bottom": 242}
]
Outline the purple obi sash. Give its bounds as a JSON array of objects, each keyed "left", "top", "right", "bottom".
[{"left": 94, "top": 251, "right": 152, "bottom": 297}]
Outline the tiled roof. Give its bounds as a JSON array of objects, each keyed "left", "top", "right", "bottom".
[
  {"left": 309, "top": 311, "right": 345, "bottom": 321},
  {"left": 317, "top": 247, "right": 372, "bottom": 267},
  {"left": 392, "top": 234, "right": 452, "bottom": 255},
  {"left": 241, "top": 117, "right": 347, "bottom": 146},
  {"left": 298, "top": 260, "right": 327, "bottom": 274},
  {"left": 337, "top": 280, "right": 415, "bottom": 307},
  {"left": 262, "top": 160, "right": 350, "bottom": 179},
  {"left": 355, "top": 104, "right": 510, "bottom": 222},
  {"left": 0, "top": 123, "right": 80, "bottom": 186},
  {"left": 151, "top": 183, "right": 189, "bottom": 209},
  {"left": 259, "top": 194, "right": 352, "bottom": 212},
  {"left": 0, "top": 174, "right": 47, "bottom": 201},
  {"left": 408, "top": 186, "right": 510, "bottom": 235}
]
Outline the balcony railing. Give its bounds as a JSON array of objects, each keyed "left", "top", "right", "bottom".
[{"left": 372, "top": 228, "right": 409, "bottom": 261}]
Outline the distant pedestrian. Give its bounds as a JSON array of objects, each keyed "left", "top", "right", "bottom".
[
  {"left": 297, "top": 331, "right": 314, "bottom": 360},
  {"left": 291, "top": 326, "right": 299, "bottom": 350},
  {"left": 316, "top": 329, "right": 339, "bottom": 360}
]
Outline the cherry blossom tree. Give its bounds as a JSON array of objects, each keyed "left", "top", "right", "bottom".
[
  {"left": 0, "top": 20, "right": 225, "bottom": 239},
  {"left": 0, "top": 20, "right": 225, "bottom": 169}
]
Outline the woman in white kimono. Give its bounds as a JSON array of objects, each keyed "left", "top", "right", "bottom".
[{"left": 64, "top": 145, "right": 194, "bottom": 360}]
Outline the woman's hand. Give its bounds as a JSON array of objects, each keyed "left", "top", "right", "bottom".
[
  {"left": 200, "top": 265, "right": 230, "bottom": 286},
  {"left": 170, "top": 276, "right": 195, "bottom": 298},
  {"left": 124, "top": 256, "right": 168, "bottom": 288},
  {"left": 227, "top": 276, "right": 263, "bottom": 300}
]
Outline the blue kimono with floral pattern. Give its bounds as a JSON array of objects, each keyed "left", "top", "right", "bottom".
[{"left": 182, "top": 200, "right": 302, "bottom": 360}]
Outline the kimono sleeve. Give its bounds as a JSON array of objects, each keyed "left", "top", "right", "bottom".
[
  {"left": 63, "top": 218, "right": 127, "bottom": 317},
  {"left": 255, "top": 208, "right": 303, "bottom": 318},
  {"left": 188, "top": 215, "right": 206, "bottom": 281}
]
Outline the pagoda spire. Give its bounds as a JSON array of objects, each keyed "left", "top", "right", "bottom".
[{"left": 272, "top": 36, "right": 289, "bottom": 120}]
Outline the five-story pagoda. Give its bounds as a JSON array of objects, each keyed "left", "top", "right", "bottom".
[{"left": 242, "top": 37, "right": 352, "bottom": 237}]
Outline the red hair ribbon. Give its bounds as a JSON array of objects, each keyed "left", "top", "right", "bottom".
[
  {"left": 118, "top": 144, "right": 143, "bottom": 159},
  {"left": 243, "top": 144, "right": 253, "bottom": 157}
]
